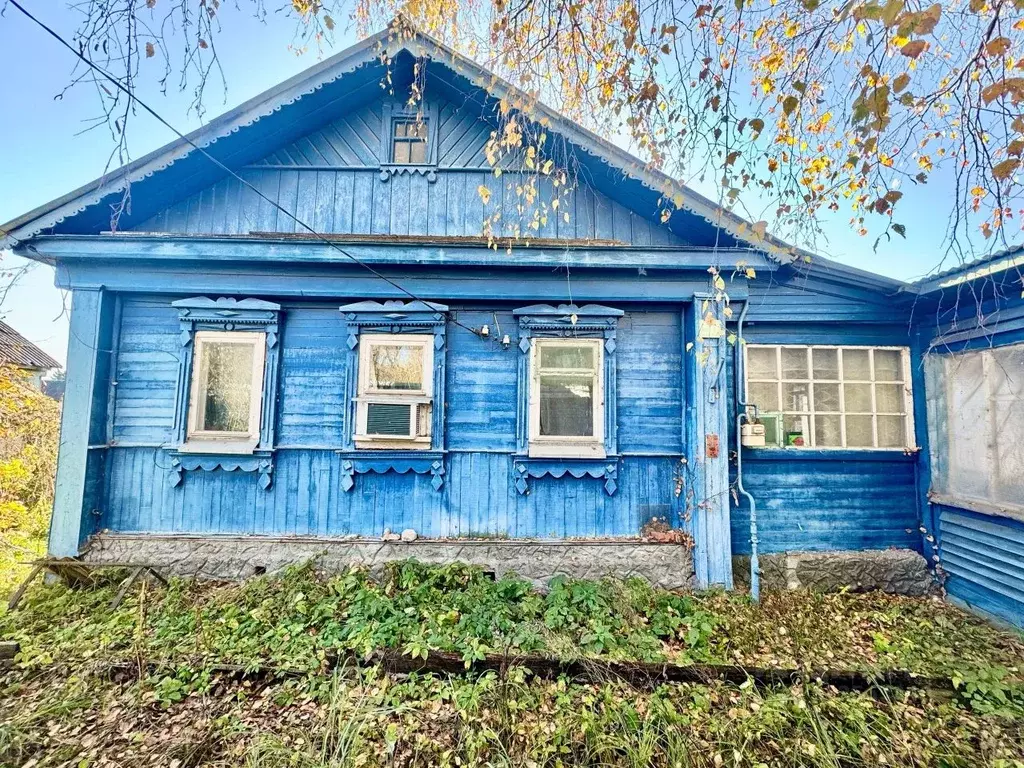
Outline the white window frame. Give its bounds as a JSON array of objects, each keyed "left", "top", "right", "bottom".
[
  {"left": 182, "top": 330, "right": 266, "bottom": 454},
  {"left": 744, "top": 344, "right": 915, "bottom": 450},
  {"left": 529, "top": 337, "right": 606, "bottom": 458},
  {"left": 354, "top": 333, "right": 434, "bottom": 450}
]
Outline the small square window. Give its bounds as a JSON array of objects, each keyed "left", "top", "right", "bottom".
[
  {"left": 391, "top": 119, "right": 429, "bottom": 165},
  {"left": 355, "top": 334, "right": 434, "bottom": 449},
  {"left": 529, "top": 338, "right": 605, "bottom": 458},
  {"left": 184, "top": 331, "right": 266, "bottom": 452}
]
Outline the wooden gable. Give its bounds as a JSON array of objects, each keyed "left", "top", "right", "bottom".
[{"left": 130, "top": 91, "right": 690, "bottom": 246}]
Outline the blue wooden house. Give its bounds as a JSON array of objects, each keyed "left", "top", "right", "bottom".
[{"left": 3, "top": 27, "right": 1021, "bottom": 622}]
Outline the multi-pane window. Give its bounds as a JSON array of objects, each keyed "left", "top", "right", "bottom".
[
  {"left": 745, "top": 345, "right": 913, "bottom": 449},
  {"left": 529, "top": 338, "right": 605, "bottom": 458},
  {"left": 391, "top": 119, "right": 428, "bottom": 164},
  {"left": 185, "top": 331, "right": 266, "bottom": 451},
  {"left": 355, "top": 334, "right": 433, "bottom": 448}
]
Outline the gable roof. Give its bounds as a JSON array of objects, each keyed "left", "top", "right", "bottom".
[
  {"left": 2, "top": 21, "right": 916, "bottom": 296},
  {"left": 1, "top": 22, "right": 775, "bottom": 254},
  {"left": 0, "top": 321, "right": 59, "bottom": 371}
]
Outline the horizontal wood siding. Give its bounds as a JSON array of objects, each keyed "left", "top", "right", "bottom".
[
  {"left": 103, "top": 448, "right": 677, "bottom": 538},
  {"left": 111, "top": 301, "right": 180, "bottom": 445},
  {"left": 936, "top": 505, "right": 1024, "bottom": 626},
  {"left": 730, "top": 456, "right": 920, "bottom": 554},
  {"left": 617, "top": 311, "right": 683, "bottom": 454}
]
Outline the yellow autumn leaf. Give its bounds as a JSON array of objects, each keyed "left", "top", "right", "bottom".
[{"left": 477, "top": 185, "right": 492, "bottom": 205}]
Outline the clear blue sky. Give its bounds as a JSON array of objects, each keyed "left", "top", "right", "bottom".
[{"left": 0, "top": 3, "right": 968, "bottom": 366}]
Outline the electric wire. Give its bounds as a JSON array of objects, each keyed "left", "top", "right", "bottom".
[{"left": 7, "top": 0, "right": 486, "bottom": 338}]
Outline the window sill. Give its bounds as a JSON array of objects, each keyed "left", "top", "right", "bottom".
[
  {"left": 513, "top": 455, "right": 620, "bottom": 496},
  {"left": 353, "top": 436, "right": 432, "bottom": 451},
  {"left": 528, "top": 442, "right": 607, "bottom": 460},
  {"left": 741, "top": 447, "right": 918, "bottom": 462},
  {"left": 177, "top": 440, "right": 259, "bottom": 455}
]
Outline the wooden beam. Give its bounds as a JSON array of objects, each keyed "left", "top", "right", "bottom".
[{"left": 49, "top": 289, "right": 115, "bottom": 557}]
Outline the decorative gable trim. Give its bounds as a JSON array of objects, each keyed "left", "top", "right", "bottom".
[
  {"left": 337, "top": 299, "right": 448, "bottom": 491},
  {"left": 168, "top": 297, "right": 283, "bottom": 490},
  {"left": 512, "top": 303, "right": 622, "bottom": 495}
]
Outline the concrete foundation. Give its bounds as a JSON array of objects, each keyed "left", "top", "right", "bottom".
[
  {"left": 733, "top": 549, "right": 935, "bottom": 596},
  {"left": 82, "top": 534, "right": 696, "bottom": 590}
]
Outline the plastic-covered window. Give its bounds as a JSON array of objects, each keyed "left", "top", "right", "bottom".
[{"left": 929, "top": 344, "right": 1024, "bottom": 509}]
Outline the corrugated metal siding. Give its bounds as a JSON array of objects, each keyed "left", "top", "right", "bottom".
[
  {"left": 937, "top": 505, "right": 1024, "bottom": 626},
  {"left": 731, "top": 456, "right": 921, "bottom": 554}
]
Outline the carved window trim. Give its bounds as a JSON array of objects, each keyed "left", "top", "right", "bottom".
[
  {"left": 338, "top": 300, "right": 448, "bottom": 492},
  {"left": 168, "top": 297, "right": 282, "bottom": 490},
  {"left": 379, "top": 99, "right": 439, "bottom": 183},
  {"left": 512, "top": 303, "right": 623, "bottom": 495}
]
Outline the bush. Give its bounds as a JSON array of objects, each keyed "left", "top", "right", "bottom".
[{"left": 0, "top": 364, "right": 59, "bottom": 596}]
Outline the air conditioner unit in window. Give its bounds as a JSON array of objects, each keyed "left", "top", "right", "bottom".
[{"left": 363, "top": 401, "right": 431, "bottom": 440}]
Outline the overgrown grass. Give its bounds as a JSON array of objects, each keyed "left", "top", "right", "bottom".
[{"left": 2, "top": 561, "right": 1023, "bottom": 767}]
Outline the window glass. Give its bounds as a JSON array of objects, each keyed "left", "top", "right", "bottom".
[
  {"left": 814, "top": 414, "right": 842, "bottom": 447},
  {"left": 747, "top": 347, "right": 777, "bottom": 379},
  {"left": 531, "top": 340, "right": 603, "bottom": 450},
  {"left": 877, "top": 415, "right": 905, "bottom": 448},
  {"left": 842, "top": 349, "right": 871, "bottom": 380},
  {"left": 844, "top": 383, "right": 872, "bottom": 413},
  {"left": 782, "top": 382, "right": 810, "bottom": 411},
  {"left": 813, "top": 383, "right": 841, "bottom": 412},
  {"left": 873, "top": 349, "right": 902, "bottom": 382},
  {"left": 846, "top": 415, "right": 875, "bottom": 447},
  {"left": 745, "top": 345, "right": 911, "bottom": 449},
  {"left": 539, "top": 375, "right": 595, "bottom": 436},
  {"left": 370, "top": 344, "right": 424, "bottom": 391},
  {"left": 748, "top": 381, "right": 779, "bottom": 411},
  {"left": 875, "top": 383, "right": 904, "bottom": 413},
  {"left": 540, "top": 345, "right": 595, "bottom": 369},
  {"left": 195, "top": 340, "right": 255, "bottom": 433},
  {"left": 781, "top": 347, "right": 809, "bottom": 379},
  {"left": 783, "top": 414, "right": 809, "bottom": 446},
  {"left": 812, "top": 348, "right": 839, "bottom": 380},
  {"left": 392, "top": 119, "right": 428, "bottom": 164}
]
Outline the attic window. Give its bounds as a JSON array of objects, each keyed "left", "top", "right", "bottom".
[{"left": 391, "top": 119, "right": 429, "bottom": 164}]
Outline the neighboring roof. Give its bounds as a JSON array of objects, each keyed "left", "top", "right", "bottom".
[
  {"left": 913, "top": 245, "right": 1024, "bottom": 294},
  {"left": 0, "top": 321, "right": 60, "bottom": 370}
]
